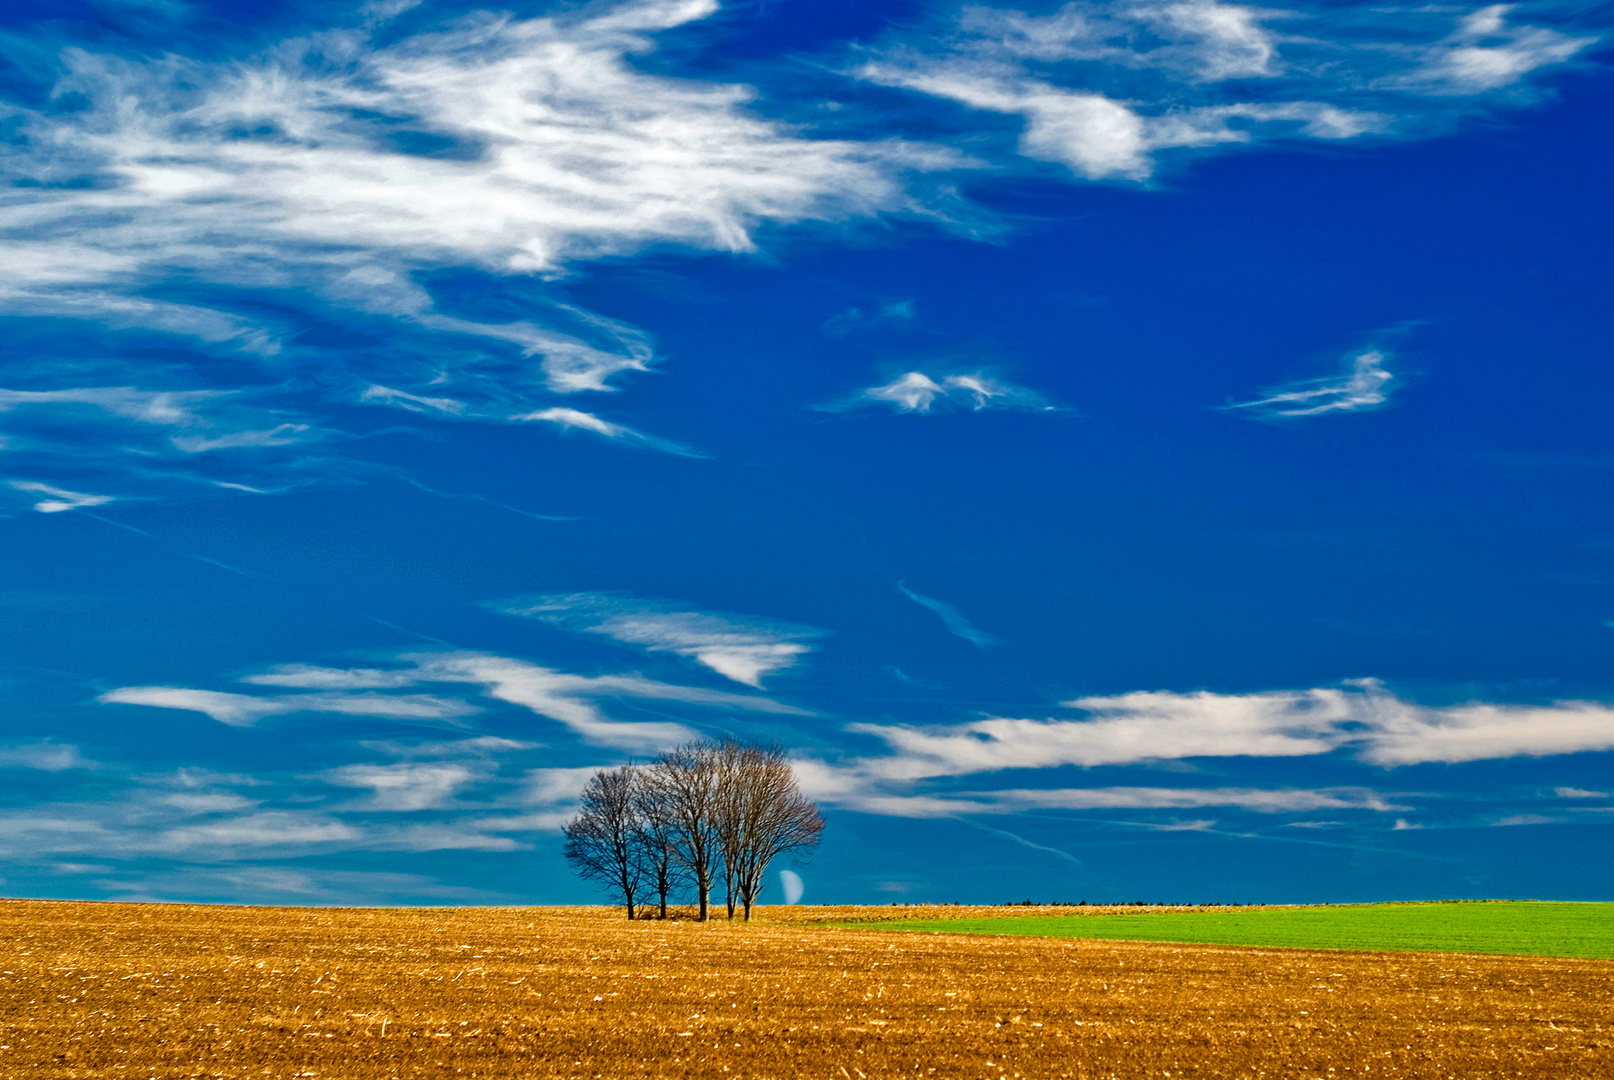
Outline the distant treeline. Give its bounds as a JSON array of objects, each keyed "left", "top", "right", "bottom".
[
  {"left": 994, "top": 900, "right": 1264, "bottom": 908},
  {"left": 563, "top": 740, "right": 823, "bottom": 922}
]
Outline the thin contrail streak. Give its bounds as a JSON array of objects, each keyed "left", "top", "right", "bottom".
[{"left": 955, "top": 817, "right": 1085, "bottom": 868}]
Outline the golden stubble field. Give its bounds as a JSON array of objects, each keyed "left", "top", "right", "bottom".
[{"left": 2, "top": 899, "right": 1610, "bottom": 1079}]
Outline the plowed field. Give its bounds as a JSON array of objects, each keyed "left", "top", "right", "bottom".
[{"left": 3, "top": 899, "right": 1609, "bottom": 1079}]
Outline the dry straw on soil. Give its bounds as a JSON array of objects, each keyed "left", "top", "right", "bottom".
[{"left": 3, "top": 899, "right": 1609, "bottom": 1078}]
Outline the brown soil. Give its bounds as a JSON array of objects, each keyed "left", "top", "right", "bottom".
[{"left": 3, "top": 899, "right": 1609, "bottom": 1078}]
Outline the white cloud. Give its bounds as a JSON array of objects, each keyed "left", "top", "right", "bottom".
[
  {"left": 169, "top": 424, "right": 313, "bottom": 453},
  {"left": 834, "top": 680, "right": 1614, "bottom": 782},
  {"left": 364, "top": 822, "right": 524, "bottom": 852},
  {"left": 0, "top": 383, "right": 334, "bottom": 512},
  {"left": 99, "top": 688, "right": 283, "bottom": 726},
  {"left": 242, "top": 664, "right": 422, "bottom": 690},
  {"left": 92, "top": 866, "right": 490, "bottom": 904},
  {"left": 847, "top": 687, "right": 1356, "bottom": 778},
  {"left": 865, "top": 371, "right": 949, "bottom": 411},
  {"left": 1225, "top": 348, "right": 1394, "bottom": 417},
  {"left": 0, "top": 736, "right": 568, "bottom": 870},
  {"left": 1, "top": 0, "right": 931, "bottom": 378},
  {"left": 155, "top": 812, "right": 363, "bottom": 854},
  {"left": 782, "top": 679, "right": 1614, "bottom": 822},
  {"left": 1492, "top": 813, "right": 1557, "bottom": 827},
  {"left": 0, "top": 386, "right": 227, "bottom": 425},
  {"left": 827, "top": 370, "right": 1056, "bottom": 413},
  {"left": 21, "top": 797, "right": 495, "bottom": 861},
  {"left": 0, "top": 815, "right": 111, "bottom": 845},
  {"left": 324, "top": 762, "right": 481, "bottom": 811},
  {"left": 820, "top": 299, "right": 917, "bottom": 338},
  {"left": 863, "top": 70, "right": 1161, "bottom": 180},
  {"left": 492, "top": 592, "right": 827, "bottom": 687},
  {"left": 1, "top": 2, "right": 1595, "bottom": 511},
  {"left": 406, "top": 650, "right": 804, "bottom": 748},
  {"left": 957, "top": 1, "right": 1281, "bottom": 79},
  {"left": 359, "top": 735, "right": 539, "bottom": 757},
  {"left": 462, "top": 810, "right": 576, "bottom": 834},
  {"left": 860, "top": 3, "right": 1595, "bottom": 181},
  {"left": 521, "top": 766, "right": 605, "bottom": 806},
  {"left": 107, "top": 648, "right": 805, "bottom": 748},
  {"left": 512, "top": 408, "right": 704, "bottom": 458},
  {"left": 25, "top": 663, "right": 1614, "bottom": 874},
  {"left": 1412, "top": 5, "right": 1596, "bottom": 93},
  {"left": 357, "top": 385, "right": 470, "bottom": 416},
  {"left": 0, "top": 0, "right": 953, "bottom": 505},
  {"left": 98, "top": 686, "right": 480, "bottom": 727},
  {"left": 797, "top": 674, "right": 1614, "bottom": 816},
  {"left": 1146, "top": 1, "right": 1280, "bottom": 80},
  {"left": 516, "top": 408, "right": 630, "bottom": 438},
  {"left": 7, "top": 480, "right": 116, "bottom": 513},
  {"left": 159, "top": 792, "right": 257, "bottom": 814},
  {"left": 793, "top": 759, "right": 1403, "bottom": 817},
  {"left": 991, "top": 785, "right": 1397, "bottom": 812},
  {"left": 1359, "top": 696, "right": 1614, "bottom": 766},
  {"left": 0, "top": 741, "right": 91, "bottom": 771}
]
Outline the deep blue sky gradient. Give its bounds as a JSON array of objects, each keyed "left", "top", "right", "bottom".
[{"left": 1, "top": 0, "right": 1611, "bottom": 906}]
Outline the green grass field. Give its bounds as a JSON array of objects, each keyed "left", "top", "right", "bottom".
[{"left": 855, "top": 902, "right": 1614, "bottom": 959}]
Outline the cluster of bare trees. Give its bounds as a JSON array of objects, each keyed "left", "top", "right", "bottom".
[{"left": 563, "top": 740, "right": 823, "bottom": 921}]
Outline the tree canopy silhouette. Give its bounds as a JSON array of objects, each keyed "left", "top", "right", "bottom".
[{"left": 562, "top": 740, "right": 823, "bottom": 920}]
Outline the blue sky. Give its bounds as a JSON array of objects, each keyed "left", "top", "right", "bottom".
[{"left": 1, "top": 0, "right": 1611, "bottom": 907}]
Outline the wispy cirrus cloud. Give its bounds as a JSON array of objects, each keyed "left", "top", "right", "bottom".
[
  {"left": 243, "top": 665, "right": 422, "bottom": 691},
  {"left": 789, "top": 678, "right": 1614, "bottom": 818},
  {"left": 0, "top": 379, "right": 350, "bottom": 513},
  {"left": 825, "top": 370, "right": 1056, "bottom": 414},
  {"left": 991, "top": 785, "right": 1400, "bottom": 813},
  {"left": 27, "top": 662, "right": 1614, "bottom": 883},
  {"left": 2, "top": 0, "right": 927, "bottom": 359},
  {"left": 0, "top": 787, "right": 350, "bottom": 865},
  {"left": 0, "top": 740, "right": 93, "bottom": 772},
  {"left": 104, "top": 649, "right": 807, "bottom": 748},
  {"left": 2, "top": 2, "right": 1597, "bottom": 514},
  {"left": 846, "top": 686, "right": 1356, "bottom": 779},
  {"left": 794, "top": 762, "right": 1402, "bottom": 818},
  {"left": 858, "top": 2, "right": 1600, "bottom": 182},
  {"left": 520, "top": 766, "right": 606, "bottom": 808},
  {"left": 1224, "top": 348, "right": 1395, "bottom": 418},
  {"left": 1410, "top": 4, "right": 1596, "bottom": 93},
  {"left": 91, "top": 866, "right": 493, "bottom": 906},
  {"left": 0, "top": 720, "right": 606, "bottom": 873},
  {"left": 512, "top": 408, "right": 705, "bottom": 458},
  {"left": 98, "top": 686, "right": 481, "bottom": 728},
  {"left": 821, "top": 299, "right": 919, "bottom": 338},
  {"left": 0, "top": 0, "right": 951, "bottom": 507},
  {"left": 836, "top": 680, "right": 1614, "bottom": 779},
  {"left": 491, "top": 592, "right": 827, "bottom": 687},
  {"left": 6, "top": 480, "right": 116, "bottom": 514},
  {"left": 323, "top": 761, "right": 484, "bottom": 811}
]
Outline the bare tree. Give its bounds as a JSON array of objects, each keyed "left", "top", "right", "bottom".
[
  {"left": 562, "top": 765, "right": 644, "bottom": 920},
  {"left": 630, "top": 774, "right": 688, "bottom": 919},
  {"left": 568, "top": 741, "right": 825, "bottom": 923},
  {"left": 722, "top": 743, "right": 824, "bottom": 921},
  {"left": 711, "top": 739, "right": 745, "bottom": 920},
  {"left": 645, "top": 742, "right": 722, "bottom": 921}
]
